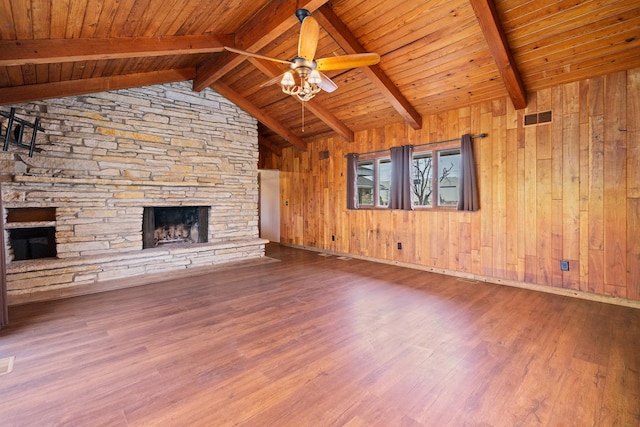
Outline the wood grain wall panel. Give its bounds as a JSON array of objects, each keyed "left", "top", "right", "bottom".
[
  {"left": 505, "top": 127, "right": 519, "bottom": 279},
  {"left": 0, "top": 0, "right": 16, "bottom": 40},
  {"left": 550, "top": 86, "right": 564, "bottom": 288},
  {"left": 579, "top": 210, "right": 590, "bottom": 292},
  {"left": 588, "top": 113, "right": 605, "bottom": 295},
  {"left": 0, "top": 68, "right": 10, "bottom": 87},
  {"left": 536, "top": 89, "right": 552, "bottom": 160},
  {"left": 628, "top": 199, "right": 640, "bottom": 300},
  {"left": 32, "top": 1, "right": 52, "bottom": 39},
  {"left": 78, "top": 1, "right": 102, "bottom": 38},
  {"left": 562, "top": 111, "right": 580, "bottom": 289},
  {"left": 516, "top": 118, "right": 526, "bottom": 283},
  {"left": 492, "top": 115, "right": 507, "bottom": 278},
  {"left": 47, "top": 62, "right": 61, "bottom": 82},
  {"left": 523, "top": 119, "right": 537, "bottom": 283},
  {"left": 579, "top": 122, "right": 590, "bottom": 291},
  {"left": 603, "top": 72, "right": 627, "bottom": 295},
  {"left": 536, "top": 158, "right": 552, "bottom": 285},
  {"left": 551, "top": 86, "right": 564, "bottom": 201},
  {"left": 10, "top": 1, "right": 33, "bottom": 39},
  {"left": 59, "top": 62, "right": 73, "bottom": 81},
  {"left": 629, "top": 69, "right": 640, "bottom": 299},
  {"left": 278, "top": 68, "right": 640, "bottom": 301},
  {"left": 628, "top": 70, "right": 640, "bottom": 199},
  {"left": 35, "top": 64, "right": 47, "bottom": 84},
  {"left": 551, "top": 198, "right": 564, "bottom": 288},
  {"left": 470, "top": 104, "right": 483, "bottom": 264},
  {"left": 65, "top": 0, "right": 88, "bottom": 39},
  {"left": 48, "top": 1, "right": 68, "bottom": 38}
]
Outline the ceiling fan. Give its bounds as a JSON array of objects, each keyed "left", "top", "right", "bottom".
[{"left": 225, "top": 8, "right": 380, "bottom": 102}]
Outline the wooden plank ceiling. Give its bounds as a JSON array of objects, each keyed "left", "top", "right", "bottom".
[{"left": 1, "top": 0, "right": 639, "bottom": 152}]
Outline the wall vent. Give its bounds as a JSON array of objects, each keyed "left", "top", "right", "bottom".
[{"left": 524, "top": 110, "right": 553, "bottom": 126}]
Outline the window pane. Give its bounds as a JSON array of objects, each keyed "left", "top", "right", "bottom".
[
  {"left": 412, "top": 152, "right": 433, "bottom": 207},
  {"left": 437, "top": 149, "right": 460, "bottom": 206},
  {"left": 378, "top": 159, "right": 391, "bottom": 207},
  {"left": 357, "top": 160, "right": 374, "bottom": 206}
]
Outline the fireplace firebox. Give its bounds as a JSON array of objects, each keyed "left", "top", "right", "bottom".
[{"left": 143, "top": 206, "right": 208, "bottom": 249}]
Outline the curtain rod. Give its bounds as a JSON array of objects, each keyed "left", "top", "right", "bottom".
[{"left": 344, "top": 133, "right": 487, "bottom": 158}]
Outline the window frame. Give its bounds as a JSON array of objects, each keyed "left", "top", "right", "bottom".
[
  {"left": 411, "top": 141, "right": 461, "bottom": 211},
  {"left": 350, "top": 141, "right": 461, "bottom": 211},
  {"left": 356, "top": 154, "right": 391, "bottom": 209}
]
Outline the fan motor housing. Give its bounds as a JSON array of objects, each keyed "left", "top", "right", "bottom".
[
  {"left": 290, "top": 57, "right": 316, "bottom": 77},
  {"left": 295, "top": 9, "right": 311, "bottom": 23}
]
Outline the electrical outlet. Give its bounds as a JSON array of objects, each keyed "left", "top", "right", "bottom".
[
  {"left": 560, "top": 260, "right": 569, "bottom": 271},
  {"left": 397, "top": 242, "right": 402, "bottom": 250}
]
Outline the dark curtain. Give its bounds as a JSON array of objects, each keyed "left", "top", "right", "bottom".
[
  {"left": 0, "top": 181, "right": 7, "bottom": 329},
  {"left": 389, "top": 145, "right": 413, "bottom": 210},
  {"left": 457, "top": 133, "right": 479, "bottom": 211},
  {"left": 346, "top": 153, "right": 358, "bottom": 210}
]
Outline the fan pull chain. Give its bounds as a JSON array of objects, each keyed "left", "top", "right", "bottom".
[{"left": 301, "top": 102, "right": 305, "bottom": 132}]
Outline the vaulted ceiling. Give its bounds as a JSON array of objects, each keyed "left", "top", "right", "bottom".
[{"left": 1, "top": 0, "right": 639, "bottom": 153}]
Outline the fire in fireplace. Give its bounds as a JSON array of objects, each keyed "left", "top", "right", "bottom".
[{"left": 142, "top": 206, "right": 209, "bottom": 249}]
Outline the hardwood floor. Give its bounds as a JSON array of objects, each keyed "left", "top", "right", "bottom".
[{"left": 1, "top": 244, "right": 639, "bottom": 426}]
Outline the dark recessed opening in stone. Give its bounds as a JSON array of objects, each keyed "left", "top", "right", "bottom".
[
  {"left": 9, "top": 227, "right": 57, "bottom": 260},
  {"left": 142, "top": 206, "right": 209, "bottom": 249},
  {"left": 6, "top": 207, "right": 55, "bottom": 223}
]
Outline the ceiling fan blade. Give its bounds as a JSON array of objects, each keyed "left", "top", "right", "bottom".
[
  {"left": 298, "top": 15, "right": 319, "bottom": 61},
  {"left": 318, "top": 72, "right": 338, "bottom": 93},
  {"left": 259, "top": 73, "right": 286, "bottom": 88},
  {"left": 224, "top": 46, "right": 293, "bottom": 65},
  {"left": 315, "top": 53, "right": 380, "bottom": 71}
]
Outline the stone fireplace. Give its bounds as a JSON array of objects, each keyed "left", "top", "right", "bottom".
[
  {"left": 1, "top": 81, "right": 267, "bottom": 304},
  {"left": 143, "top": 206, "right": 209, "bottom": 248}
]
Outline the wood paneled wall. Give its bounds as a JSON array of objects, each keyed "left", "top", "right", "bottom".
[{"left": 274, "top": 68, "right": 640, "bottom": 302}]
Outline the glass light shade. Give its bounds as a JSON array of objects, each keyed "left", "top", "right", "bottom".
[
  {"left": 280, "top": 71, "right": 295, "bottom": 87},
  {"left": 308, "top": 70, "right": 322, "bottom": 85}
]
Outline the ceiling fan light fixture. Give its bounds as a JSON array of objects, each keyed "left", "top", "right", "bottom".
[
  {"left": 281, "top": 71, "right": 296, "bottom": 87},
  {"left": 280, "top": 70, "right": 321, "bottom": 102},
  {"left": 308, "top": 70, "right": 322, "bottom": 85}
]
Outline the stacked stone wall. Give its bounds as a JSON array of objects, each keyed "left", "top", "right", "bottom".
[{"left": 1, "top": 81, "right": 265, "bottom": 302}]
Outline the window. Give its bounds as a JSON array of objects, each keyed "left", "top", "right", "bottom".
[
  {"left": 412, "top": 152, "right": 433, "bottom": 207},
  {"left": 412, "top": 146, "right": 460, "bottom": 209},
  {"left": 437, "top": 149, "right": 460, "bottom": 207},
  {"left": 350, "top": 143, "right": 462, "bottom": 210},
  {"left": 356, "top": 160, "right": 374, "bottom": 206},
  {"left": 356, "top": 157, "right": 391, "bottom": 207}
]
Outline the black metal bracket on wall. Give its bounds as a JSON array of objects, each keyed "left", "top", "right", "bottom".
[{"left": 1, "top": 108, "right": 45, "bottom": 157}]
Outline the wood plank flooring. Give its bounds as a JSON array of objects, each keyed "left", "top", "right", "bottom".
[{"left": 1, "top": 244, "right": 639, "bottom": 426}]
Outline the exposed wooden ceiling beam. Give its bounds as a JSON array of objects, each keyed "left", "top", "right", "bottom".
[
  {"left": 249, "top": 58, "right": 355, "bottom": 142},
  {"left": 0, "top": 69, "right": 195, "bottom": 106},
  {"left": 0, "top": 35, "right": 233, "bottom": 67},
  {"left": 314, "top": 5, "right": 423, "bottom": 130},
  {"left": 258, "top": 135, "right": 283, "bottom": 156},
  {"left": 211, "top": 82, "right": 307, "bottom": 151},
  {"left": 193, "top": 0, "right": 330, "bottom": 92},
  {"left": 469, "top": 0, "right": 527, "bottom": 110}
]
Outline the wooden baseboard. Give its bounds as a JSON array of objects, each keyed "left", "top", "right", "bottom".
[{"left": 280, "top": 243, "right": 640, "bottom": 310}]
